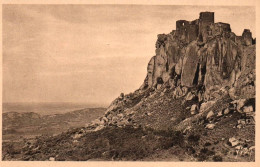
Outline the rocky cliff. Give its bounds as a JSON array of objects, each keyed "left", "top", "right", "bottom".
[
  {"left": 140, "top": 12, "right": 255, "bottom": 101},
  {"left": 81, "top": 12, "right": 255, "bottom": 161},
  {"left": 97, "top": 12, "right": 255, "bottom": 130}
]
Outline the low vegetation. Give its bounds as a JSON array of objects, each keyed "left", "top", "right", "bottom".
[{"left": 3, "top": 126, "right": 187, "bottom": 161}]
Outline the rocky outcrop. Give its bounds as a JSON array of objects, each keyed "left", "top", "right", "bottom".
[
  {"left": 140, "top": 12, "right": 255, "bottom": 102},
  {"left": 94, "top": 12, "right": 255, "bottom": 133},
  {"left": 96, "top": 12, "right": 256, "bottom": 133}
]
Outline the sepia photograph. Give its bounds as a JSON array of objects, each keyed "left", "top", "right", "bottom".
[{"left": 1, "top": 2, "right": 257, "bottom": 163}]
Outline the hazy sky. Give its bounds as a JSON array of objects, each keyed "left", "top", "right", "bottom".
[{"left": 3, "top": 5, "right": 255, "bottom": 105}]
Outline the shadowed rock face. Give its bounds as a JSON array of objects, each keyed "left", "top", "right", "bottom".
[
  {"left": 181, "top": 41, "right": 199, "bottom": 87},
  {"left": 141, "top": 12, "right": 255, "bottom": 101}
]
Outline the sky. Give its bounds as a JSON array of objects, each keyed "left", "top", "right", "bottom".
[{"left": 2, "top": 5, "right": 255, "bottom": 105}]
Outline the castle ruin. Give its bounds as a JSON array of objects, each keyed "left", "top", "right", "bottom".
[{"left": 173, "top": 12, "right": 253, "bottom": 45}]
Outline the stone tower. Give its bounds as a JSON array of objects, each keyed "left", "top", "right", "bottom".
[{"left": 199, "top": 12, "right": 214, "bottom": 42}]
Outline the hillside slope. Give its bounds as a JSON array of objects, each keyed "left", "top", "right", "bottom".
[
  {"left": 2, "top": 108, "right": 106, "bottom": 142},
  {"left": 2, "top": 12, "right": 255, "bottom": 161}
]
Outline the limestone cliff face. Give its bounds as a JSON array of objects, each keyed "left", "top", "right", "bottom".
[{"left": 140, "top": 12, "right": 255, "bottom": 101}]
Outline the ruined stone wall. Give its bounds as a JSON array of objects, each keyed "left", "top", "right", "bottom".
[
  {"left": 210, "top": 22, "right": 231, "bottom": 37},
  {"left": 242, "top": 29, "right": 252, "bottom": 46},
  {"left": 176, "top": 20, "right": 189, "bottom": 30},
  {"left": 235, "top": 36, "right": 244, "bottom": 45},
  {"left": 176, "top": 20, "right": 199, "bottom": 43},
  {"left": 186, "top": 24, "right": 199, "bottom": 43}
]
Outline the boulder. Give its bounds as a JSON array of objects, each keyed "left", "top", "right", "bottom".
[
  {"left": 249, "top": 146, "right": 255, "bottom": 151},
  {"left": 49, "top": 157, "right": 55, "bottom": 161},
  {"left": 175, "top": 86, "right": 183, "bottom": 97},
  {"left": 200, "top": 101, "right": 216, "bottom": 112},
  {"left": 94, "top": 125, "right": 105, "bottom": 132},
  {"left": 117, "top": 113, "right": 124, "bottom": 118},
  {"left": 92, "top": 119, "right": 102, "bottom": 125},
  {"left": 185, "top": 92, "right": 195, "bottom": 101},
  {"left": 190, "top": 104, "right": 198, "bottom": 114},
  {"left": 231, "top": 99, "right": 247, "bottom": 112},
  {"left": 160, "top": 92, "right": 165, "bottom": 97},
  {"left": 228, "top": 87, "right": 237, "bottom": 100},
  {"left": 117, "top": 119, "right": 129, "bottom": 127},
  {"left": 243, "top": 105, "right": 253, "bottom": 113},
  {"left": 237, "top": 119, "right": 246, "bottom": 125},
  {"left": 223, "top": 108, "right": 230, "bottom": 115},
  {"left": 237, "top": 124, "right": 242, "bottom": 129},
  {"left": 125, "top": 109, "right": 135, "bottom": 116},
  {"left": 206, "top": 111, "right": 214, "bottom": 119},
  {"left": 112, "top": 116, "right": 119, "bottom": 123},
  {"left": 205, "top": 123, "right": 215, "bottom": 129},
  {"left": 190, "top": 111, "right": 197, "bottom": 115},
  {"left": 102, "top": 117, "right": 108, "bottom": 123},
  {"left": 106, "top": 114, "right": 113, "bottom": 120},
  {"left": 157, "top": 84, "right": 162, "bottom": 89},
  {"left": 229, "top": 137, "right": 240, "bottom": 147},
  {"left": 217, "top": 111, "right": 223, "bottom": 117},
  {"left": 235, "top": 145, "right": 243, "bottom": 150},
  {"left": 73, "top": 133, "right": 83, "bottom": 139},
  {"left": 237, "top": 99, "right": 247, "bottom": 111},
  {"left": 99, "top": 119, "right": 105, "bottom": 125},
  {"left": 182, "top": 87, "right": 189, "bottom": 95},
  {"left": 73, "top": 140, "right": 79, "bottom": 143}
]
